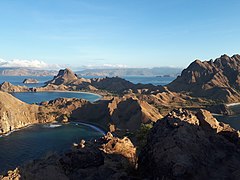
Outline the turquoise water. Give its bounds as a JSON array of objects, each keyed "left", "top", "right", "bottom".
[
  {"left": 11, "top": 91, "right": 101, "bottom": 104},
  {"left": 0, "top": 123, "right": 104, "bottom": 173}
]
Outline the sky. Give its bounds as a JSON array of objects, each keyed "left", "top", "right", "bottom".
[{"left": 0, "top": 0, "right": 240, "bottom": 69}]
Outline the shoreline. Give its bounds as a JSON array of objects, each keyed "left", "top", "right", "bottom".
[
  {"left": 2, "top": 90, "right": 104, "bottom": 137},
  {"left": 0, "top": 123, "right": 35, "bottom": 138},
  {"left": 12, "top": 90, "right": 103, "bottom": 102},
  {"left": 0, "top": 121, "right": 106, "bottom": 138},
  {"left": 72, "top": 122, "right": 106, "bottom": 135}
]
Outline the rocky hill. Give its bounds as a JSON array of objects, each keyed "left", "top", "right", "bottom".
[
  {"left": 45, "top": 68, "right": 79, "bottom": 85},
  {"left": 167, "top": 54, "right": 240, "bottom": 103},
  {"left": 0, "top": 82, "right": 29, "bottom": 92},
  {"left": 0, "top": 91, "right": 38, "bottom": 135},
  {"left": 138, "top": 109, "right": 240, "bottom": 179},
  {"left": 71, "top": 96, "right": 162, "bottom": 130}
]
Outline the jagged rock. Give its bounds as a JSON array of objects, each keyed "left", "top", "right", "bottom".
[
  {"left": 101, "top": 132, "right": 137, "bottom": 165},
  {"left": 138, "top": 109, "right": 240, "bottom": 180},
  {"left": 22, "top": 78, "right": 39, "bottom": 84},
  {"left": 167, "top": 54, "right": 240, "bottom": 103},
  {"left": 0, "top": 168, "right": 21, "bottom": 180}
]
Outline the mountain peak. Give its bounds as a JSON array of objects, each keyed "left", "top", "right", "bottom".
[{"left": 46, "top": 68, "right": 78, "bottom": 85}]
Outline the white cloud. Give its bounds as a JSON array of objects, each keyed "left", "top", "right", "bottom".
[
  {"left": 82, "top": 63, "right": 128, "bottom": 69},
  {"left": 0, "top": 58, "right": 64, "bottom": 70}
]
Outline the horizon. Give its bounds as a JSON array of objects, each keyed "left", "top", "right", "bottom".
[{"left": 0, "top": 0, "right": 239, "bottom": 69}]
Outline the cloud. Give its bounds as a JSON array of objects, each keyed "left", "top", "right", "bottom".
[
  {"left": 0, "top": 58, "right": 64, "bottom": 70},
  {"left": 82, "top": 63, "right": 128, "bottom": 69}
]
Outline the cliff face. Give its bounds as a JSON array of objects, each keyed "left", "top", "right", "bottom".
[
  {"left": 138, "top": 109, "right": 240, "bottom": 179},
  {"left": 167, "top": 54, "right": 240, "bottom": 102},
  {"left": 0, "top": 91, "right": 38, "bottom": 135}
]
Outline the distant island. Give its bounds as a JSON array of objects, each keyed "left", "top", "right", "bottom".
[
  {"left": 0, "top": 68, "right": 57, "bottom": 76},
  {"left": 76, "top": 67, "right": 182, "bottom": 77},
  {"left": 0, "top": 67, "right": 182, "bottom": 77}
]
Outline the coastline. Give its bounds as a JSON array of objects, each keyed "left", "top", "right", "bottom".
[
  {"left": 0, "top": 123, "right": 35, "bottom": 138},
  {"left": 13, "top": 90, "right": 103, "bottom": 102},
  {"left": 1, "top": 90, "right": 104, "bottom": 137},
  {"left": 73, "top": 122, "right": 106, "bottom": 135},
  {"left": 0, "top": 121, "right": 106, "bottom": 138}
]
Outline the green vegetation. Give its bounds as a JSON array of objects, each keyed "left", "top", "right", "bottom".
[{"left": 135, "top": 123, "right": 153, "bottom": 150}]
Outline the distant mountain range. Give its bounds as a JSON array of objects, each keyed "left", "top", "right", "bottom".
[
  {"left": 76, "top": 67, "right": 182, "bottom": 77},
  {"left": 0, "top": 67, "right": 182, "bottom": 77},
  {"left": 0, "top": 68, "right": 58, "bottom": 76}
]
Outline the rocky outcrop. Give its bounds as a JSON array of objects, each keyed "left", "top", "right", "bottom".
[
  {"left": 138, "top": 109, "right": 240, "bottom": 179},
  {"left": 101, "top": 132, "right": 137, "bottom": 165},
  {"left": 38, "top": 98, "right": 90, "bottom": 123},
  {"left": 167, "top": 54, "right": 240, "bottom": 103},
  {"left": 71, "top": 96, "right": 162, "bottom": 130},
  {"left": 2, "top": 134, "right": 137, "bottom": 179},
  {"left": 0, "top": 91, "right": 38, "bottom": 135},
  {"left": 0, "top": 82, "right": 28, "bottom": 92},
  {"left": 23, "top": 78, "right": 39, "bottom": 84},
  {"left": 0, "top": 168, "right": 21, "bottom": 180}
]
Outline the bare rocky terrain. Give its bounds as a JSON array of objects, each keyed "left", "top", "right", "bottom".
[{"left": 168, "top": 54, "right": 240, "bottom": 103}]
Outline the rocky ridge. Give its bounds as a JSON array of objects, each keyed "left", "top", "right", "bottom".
[
  {"left": 168, "top": 54, "right": 240, "bottom": 103},
  {"left": 70, "top": 96, "right": 162, "bottom": 130}
]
